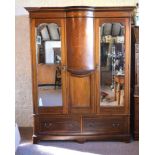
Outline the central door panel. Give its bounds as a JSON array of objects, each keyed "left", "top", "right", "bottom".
[
  {"left": 70, "top": 74, "right": 90, "bottom": 108},
  {"left": 68, "top": 72, "right": 95, "bottom": 114},
  {"left": 66, "top": 13, "right": 95, "bottom": 114}
]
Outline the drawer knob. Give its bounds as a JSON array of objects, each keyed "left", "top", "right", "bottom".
[
  {"left": 112, "top": 123, "right": 120, "bottom": 128},
  {"left": 88, "top": 121, "right": 95, "bottom": 127},
  {"left": 44, "top": 122, "right": 53, "bottom": 128}
]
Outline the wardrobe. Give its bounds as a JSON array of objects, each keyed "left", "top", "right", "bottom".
[{"left": 26, "top": 6, "right": 134, "bottom": 143}]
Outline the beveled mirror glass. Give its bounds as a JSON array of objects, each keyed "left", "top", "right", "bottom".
[
  {"left": 36, "top": 23, "right": 62, "bottom": 107},
  {"left": 100, "top": 23, "right": 125, "bottom": 107}
]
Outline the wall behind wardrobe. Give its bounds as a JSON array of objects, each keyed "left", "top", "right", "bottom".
[{"left": 15, "top": 0, "right": 138, "bottom": 127}]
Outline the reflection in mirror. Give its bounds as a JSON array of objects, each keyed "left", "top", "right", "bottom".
[
  {"left": 36, "top": 23, "right": 62, "bottom": 107},
  {"left": 100, "top": 23, "right": 125, "bottom": 107}
]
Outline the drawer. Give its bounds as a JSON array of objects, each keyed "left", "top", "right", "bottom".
[
  {"left": 83, "top": 116, "right": 128, "bottom": 134},
  {"left": 39, "top": 116, "right": 81, "bottom": 134}
]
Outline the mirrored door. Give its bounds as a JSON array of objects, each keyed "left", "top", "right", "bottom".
[
  {"left": 100, "top": 22, "right": 125, "bottom": 107},
  {"left": 35, "top": 22, "right": 63, "bottom": 108}
]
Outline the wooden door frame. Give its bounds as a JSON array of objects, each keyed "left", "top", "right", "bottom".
[
  {"left": 30, "top": 18, "right": 67, "bottom": 115},
  {"left": 94, "top": 17, "right": 131, "bottom": 115}
]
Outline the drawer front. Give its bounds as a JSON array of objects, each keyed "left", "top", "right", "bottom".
[
  {"left": 83, "top": 116, "right": 128, "bottom": 134},
  {"left": 39, "top": 116, "right": 81, "bottom": 134}
]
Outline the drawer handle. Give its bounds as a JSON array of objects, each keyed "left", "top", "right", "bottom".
[
  {"left": 89, "top": 123, "right": 94, "bottom": 127},
  {"left": 44, "top": 122, "right": 53, "bottom": 128},
  {"left": 112, "top": 123, "right": 120, "bottom": 128}
]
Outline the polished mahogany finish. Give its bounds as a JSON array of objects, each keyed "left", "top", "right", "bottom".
[
  {"left": 39, "top": 115, "right": 81, "bottom": 134},
  {"left": 66, "top": 17, "right": 94, "bottom": 74},
  {"left": 26, "top": 6, "right": 134, "bottom": 143},
  {"left": 68, "top": 72, "right": 95, "bottom": 114},
  {"left": 82, "top": 116, "right": 129, "bottom": 134}
]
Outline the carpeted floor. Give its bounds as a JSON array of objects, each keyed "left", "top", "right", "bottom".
[
  {"left": 38, "top": 86, "right": 62, "bottom": 107},
  {"left": 16, "top": 128, "right": 139, "bottom": 155}
]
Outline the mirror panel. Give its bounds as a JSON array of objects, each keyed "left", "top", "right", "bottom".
[
  {"left": 100, "top": 23, "right": 125, "bottom": 107},
  {"left": 36, "top": 23, "right": 62, "bottom": 107}
]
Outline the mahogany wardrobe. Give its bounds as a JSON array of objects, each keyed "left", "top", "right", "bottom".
[{"left": 26, "top": 6, "right": 134, "bottom": 143}]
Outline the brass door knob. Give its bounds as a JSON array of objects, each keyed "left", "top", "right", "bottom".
[
  {"left": 61, "top": 65, "right": 67, "bottom": 71},
  {"left": 96, "top": 65, "right": 99, "bottom": 70}
]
